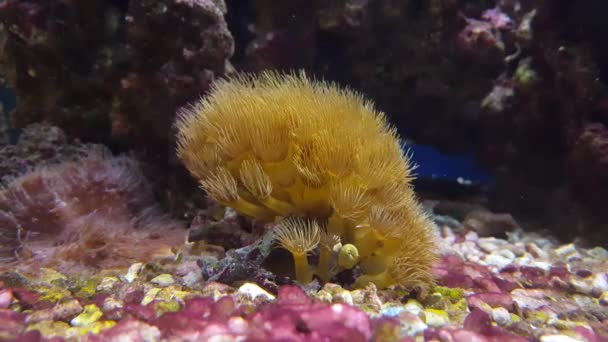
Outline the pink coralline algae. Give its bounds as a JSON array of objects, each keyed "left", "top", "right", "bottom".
[
  {"left": 86, "top": 285, "right": 375, "bottom": 342},
  {"left": 0, "top": 150, "right": 185, "bottom": 274}
]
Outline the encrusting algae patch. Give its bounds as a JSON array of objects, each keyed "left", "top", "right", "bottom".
[{"left": 176, "top": 71, "right": 438, "bottom": 291}]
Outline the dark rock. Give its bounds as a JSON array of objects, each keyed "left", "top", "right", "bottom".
[{"left": 462, "top": 210, "right": 520, "bottom": 238}]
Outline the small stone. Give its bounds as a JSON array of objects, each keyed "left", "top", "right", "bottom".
[
  {"left": 76, "top": 320, "right": 117, "bottom": 336},
  {"left": 141, "top": 288, "right": 161, "bottom": 306},
  {"left": 380, "top": 304, "right": 406, "bottom": 317},
  {"left": 569, "top": 278, "right": 593, "bottom": 296},
  {"left": 96, "top": 319, "right": 161, "bottom": 341},
  {"left": 478, "top": 238, "right": 500, "bottom": 253},
  {"left": 465, "top": 231, "right": 479, "bottom": 241},
  {"left": 491, "top": 307, "right": 511, "bottom": 326},
  {"left": 403, "top": 299, "right": 424, "bottom": 316},
  {"left": 181, "top": 270, "right": 202, "bottom": 287},
  {"left": 25, "top": 299, "right": 83, "bottom": 324},
  {"left": 526, "top": 243, "right": 548, "bottom": 259},
  {"left": 572, "top": 294, "right": 596, "bottom": 308},
  {"left": 97, "top": 277, "right": 120, "bottom": 292},
  {"left": 511, "top": 289, "right": 551, "bottom": 310},
  {"left": 482, "top": 254, "right": 512, "bottom": 269},
  {"left": 71, "top": 304, "right": 103, "bottom": 326},
  {"left": 315, "top": 290, "right": 333, "bottom": 303},
  {"left": 102, "top": 297, "right": 124, "bottom": 312},
  {"left": 424, "top": 308, "right": 450, "bottom": 328},
  {"left": 452, "top": 329, "right": 488, "bottom": 342},
  {"left": 600, "top": 291, "right": 608, "bottom": 306},
  {"left": 201, "top": 282, "right": 234, "bottom": 300},
  {"left": 37, "top": 268, "right": 68, "bottom": 283},
  {"left": 398, "top": 312, "right": 427, "bottom": 336},
  {"left": 123, "top": 263, "right": 143, "bottom": 283},
  {"left": 494, "top": 249, "right": 516, "bottom": 261},
  {"left": 591, "top": 273, "right": 608, "bottom": 296},
  {"left": 528, "top": 261, "right": 552, "bottom": 272},
  {"left": 554, "top": 244, "right": 577, "bottom": 259},
  {"left": 466, "top": 253, "right": 481, "bottom": 263},
  {"left": 346, "top": 283, "right": 382, "bottom": 311},
  {"left": 467, "top": 292, "right": 514, "bottom": 311},
  {"left": 463, "top": 211, "right": 519, "bottom": 237},
  {"left": 150, "top": 274, "right": 175, "bottom": 287},
  {"left": 550, "top": 319, "right": 589, "bottom": 330},
  {"left": 237, "top": 283, "right": 275, "bottom": 301},
  {"left": 26, "top": 321, "right": 71, "bottom": 338},
  {"left": 441, "top": 226, "right": 456, "bottom": 245},
  {"left": 539, "top": 335, "right": 581, "bottom": 342},
  {"left": 0, "top": 290, "right": 13, "bottom": 309},
  {"left": 513, "top": 253, "right": 533, "bottom": 266},
  {"left": 332, "top": 289, "right": 353, "bottom": 305},
  {"left": 587, "top": 246, "right": 608, "bottom": 260}
]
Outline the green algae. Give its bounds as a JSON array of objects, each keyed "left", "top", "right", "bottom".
[
  {"left": 74, "top": 320, "right": 116, "bottom": 336},
  {"left": 154, "top": 300, "right": 182, "bottom": 316},
  {"left": 423, "top": 308, "right": 450, "bottom": 328},
  {"left": 34, "top": 285, "right": 71, "bottom": 304},
  {"left": 432, "top": 286, "right": 464, "bottom": 301},
  {"left": 73, "top": 278, "right": 99, "bottom": 299},
  {"left": 26, "top": 321, "right": 71, "bottom": 338}
]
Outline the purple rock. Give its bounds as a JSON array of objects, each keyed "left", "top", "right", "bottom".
[
  {"left": 276, "top": 285, "right": 312, "bottom": 306},
  {"left": 492, "top": 275, "right": 519, "bottom": 292},
  {"left": 573, "top": 326, "right": 599, "bottom": 342},
  {"left": 473, "top": 278, "right": 501, "bottom": 293},
  {"left": 181, "top": 297, "right": 215, "bottom": 316},
  {"left": 464, "top": 308, "right": 493, "bottom": 334},
  {"left": 89, "top": 319, "right": 160, "bottom": 341},
  {"left": 467, "top": 293, "right": 514, "bottom": 311},
  {"left": 10, "top": 288, "right": 41, "bottom": 309},
  {"left": 519, "top": 266, "right": 548, "bottom": 287},
  {"left": 575, "top": 269, "right": 593, "bottom": 278},
  {"left": 464, "top": 308, "right": 527, "bottom": 342},
  {"left": 123, "top": 303, "right": 155, "bottom": 322},
  {"left": 452, "top": 329, "right": 489, "bottom": 342},
  {"left": 211, "top": 296, "right": 238, "bottom": 320},
  {"left": 0, "top": 308, "right": 25, "bottom": 337},
  {"left": 0, "top": 290, "right": 13, "bottom": 309},
  {"left": 439, "top": 272, "right": 475, "bottom": 289}
]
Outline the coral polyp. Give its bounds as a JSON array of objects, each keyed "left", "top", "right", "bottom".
[{"left": 176, "top": 71, "right": 437, "bottom": 291}]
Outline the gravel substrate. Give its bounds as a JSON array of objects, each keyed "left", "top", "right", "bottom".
[{"left": 0, "top": 214, "right": 606, "bottom": 341}]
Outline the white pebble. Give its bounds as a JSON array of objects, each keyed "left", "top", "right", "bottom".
[
  {"left": 182, "top": 270, "right": 202, "bottom": 287},
  {"left": 477, "top": 239, "right": 500, "bottom": 253},
  {"left": 465, "top": 231, "right": 479, "bottom": 241},
  {"left": 592, "top": 273, "right": 608, "bottom": 295},
  {"left": 490, "top": 307, "right": 511, "bottom": 326},
  {"left": 123, "top": 263, "right": 143, "bottom": 283},
  {"left": 482, "top": 254, "right": 512, "bottom": 269},
  {"left": 539, "top": 335, "right": 581, "bottom": 342},
  {"left": 97, "top": 277, "right": 119, "bottom": 291},
  {"left": 494, "top": 249, "right": 516, "bottom": 261},
  {"left": 403, "top": 299, "right": 424, "bottom": 316},
  {"left": 237, "top": 283, "right": 275, "bottom": 301},
  {"left": 333, "top": 290, "right": 354, "bottom": 306},
  {"left": 401, "top": 314, "right": 427, "bottom": 336},
  {"left": 588, "top": 247, "right": 608, "bottom": 260},
  {"left": 528, "top": 261, "right": 552, "bottom": 272},
  {"left": 570, "top": 278, "right": 593, "bottom": 296},
  {"left": 424, "top": 310, "right": 450, "bottom": 328},
  {"left": 526, "top": 243, "right": 548, "bottom": 259},
  {"left": 554, "top": 243, "right": 577, "bottom": 258},
  {"left": 150, "top": 274, "right": 175, "bottom": 287}
]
